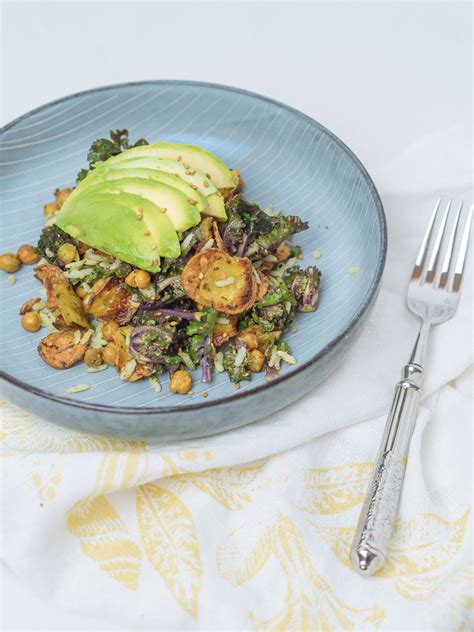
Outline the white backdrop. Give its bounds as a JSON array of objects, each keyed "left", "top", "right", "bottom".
[{"left": 1, "top": 1, "right": 472, "bottom": 629}]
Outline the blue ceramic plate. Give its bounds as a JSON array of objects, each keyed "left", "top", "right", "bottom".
[{"left": 0, "top": 81, "right": 386, "bottom": 439}]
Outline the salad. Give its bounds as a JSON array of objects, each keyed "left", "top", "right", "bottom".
[{"left": 1, "top": 130, "right": 321, "bottom": 395}]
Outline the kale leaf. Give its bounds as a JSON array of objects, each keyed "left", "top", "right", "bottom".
[{"left": 76, "top": 129, "right": 148, "bottom": 183}]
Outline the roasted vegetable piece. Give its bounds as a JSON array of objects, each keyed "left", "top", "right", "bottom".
[
  {"left": 19, "top": 298, "right": 41, "bottom": 315},
  {"left": 114, "top": 327, "right": 153, "bottom": 381},
  {"left": 38, "top": 330, "right": 88, "bottom": 369},
  {"left": 55, "top": 283, "right": 90, "bottom": 329},
  {"left": 84, "top": 277, "right": 138, "bottom": 324},
  {"left": 213, "top": 315, "right": 238, "bottom": 347},
  {"left": 197, "top": 255, "right": 257, "bottom": 314},
  {"left": 181, "top": 249, "right": 227, "bottom": 298},
  {"left": 182, "top": 249, "right": 258, "bottom": 315},
  {"left": 34, "top": 264, "right": 67, "bottom": 308}
]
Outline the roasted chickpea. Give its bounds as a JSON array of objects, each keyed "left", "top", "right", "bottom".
[
  {"left": 0, "top": 253, "right": 21, "bottom": 273},
  {"left": 125, "top": 269, "right": 150, "bottom": 288},
  {"left": 275, "top": 241, "right": 291, "bottom": 262},
  {"left": 57, "top": 243, "right": 78, "bottom": 264},
  {"left": 21, "top": 311, "right": 41, "bottom": 333},
  {"left": 102, "top": 320, "right": 120, "bottom": 342},
  {"left": 248, "top": 349, "right": 264, "bottom": 372},
  {"left": 75, "top": 286, "right": 87, "bottom": 299},
  {"left": 55, "top": 187, "right": 73, "bottom": 208},
  {"left": 239, "top": 332, "right": 259, "bottom": 350},
  {"left": 84, "top": 348, "right": 103, "bottom": 368},
  {"left": 17, "top": 244, "right": 40, "bottom": 265},
  {"left": 169, "top": 370, "right": 192, "bottom": 395},
  {"left": 43, "top": 202, "right": 59, "bottom": 217},
  {"left": 102, "top": 342, "right": 117, "bottom": 365},
  {"left": 134, "top": 270, "right": 151, "bottom": 289}
]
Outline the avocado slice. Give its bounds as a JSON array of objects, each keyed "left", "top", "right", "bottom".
[
  {"left": 83, "top": 167, "right": 208, "bottom": 214},
  {"left": 56, "top": 192, "right": 180, "bottom": 271},
  {"left": 104, "top": 142, "right": 235, "bottom": 190},
  {"left": 76, "top": 178, "right": 201, "bottom": 232},
  {"left": 97, "top": 157, "right": 227, "bottom": 220}
]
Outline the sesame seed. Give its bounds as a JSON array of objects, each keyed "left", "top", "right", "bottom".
[
  {"left": 190, "top": 184, "right": 198, "bottom": 190},
  {"left": 234, "top": 383, "right": 241, "bottom": 389},
  {"left": 188, "top": 390, "right": 194, "bottom": 395},
  {"left": 151, "top": 244, "right": 157, "bottom": 250},
  {"left": 202, "top": 391, "right": 209, "bottom": 398},
  {"left": 177, "top": 155, "right": 182, "bottom": 161},
  {"left": 198, "top": 272, "right": 204, "bottom": 279},
  {"left": 185, "top": 170, "right": 192, "bottom": 175},
  {"left": 188, "top": 198, "right": 198, "bottom": 205},
  {"left": 175, "top": 173, "right": 180, "bottom": 177},
  {"left": 206, "top": 173, "right": 211, "bottom": 179},
  {"left": 183, "top": 163, "right": 190, "bottom": 169},
  {"left": 160, "top": 208, "right": 167, "bottom": 213},
  {"left": 144, "top": 231, "right": 151, "bottom": 236},
  {"left": 203, "top": 181, "right": 209, "bottom": 188}
]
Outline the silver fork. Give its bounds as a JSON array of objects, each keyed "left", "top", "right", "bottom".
[{"left": 350, "top": 198, "right": 472, "bottom": 577}]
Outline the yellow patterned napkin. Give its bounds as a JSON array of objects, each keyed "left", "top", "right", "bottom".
[{"left": 1, "top": 366, "right": 472, "bottom": 630}]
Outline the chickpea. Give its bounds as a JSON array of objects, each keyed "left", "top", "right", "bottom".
[
  {"left": 84, "top": 348, "right": 103, "bottom": 368},
  {"left": 43, "top": 202, "right": 59, "bottom": 217},
  {"left": 134, "top": 270, "right": 151, "bottom": 289},
  {"left": 239, "top": 332, "right": 259, "bottom": 350},
  {"left": 75, "top": 286, "right": 87, "bottom": 299},
  {"left": 0, "top": 253, "right": 21, "bottom": 273},
  {"left": 55, "top": 187, "right": 73, "bottom": 208},
  {"left": 275, "top": 241, "right": 291, "bottom": 262},
  {"left": 102, "top": 342, "right": 117, "bottom": 365},
  {"left": 102, "top": 320, "right": 120, "bottom": 342},
  {"left": 248, "top": 349, "right": 264, "bottom": 372},
  {"left": 57, "top": 243, "right": 78, "bottom": 264},
  {"left": 125, "top": 269, "right": 151, "bottom": 289},
  {"left": 21, "top": 312, "right": 41, "bottom": 333},
  {"left": 17, "top": 244, "right": 40, "bottom": 265},
  {"left": 169, "top": 370, "right": 192, "bottom": 395}
]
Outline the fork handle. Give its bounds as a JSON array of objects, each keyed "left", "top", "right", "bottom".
[{"left": 350, "top": 360, "right": 424, "bottom": 576}]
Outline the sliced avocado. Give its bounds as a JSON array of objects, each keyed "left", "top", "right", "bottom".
[
  {"left": 100, "top": 157, "right": 217, "bottom": 196},
  {"left": 84, "top": 167, "right": 208, "bottom": 213},
  {"left": 105, "top": 142, "right": 235, "bottom": 189},
  {"left": 77, "top": 178, "right": 201, "bottom": 232},
  {"left": 56, "top": 192, "right": 180, "bottom": 270},
  {"left": 96, "top": 157, "right": 227, "bottom": 220}
]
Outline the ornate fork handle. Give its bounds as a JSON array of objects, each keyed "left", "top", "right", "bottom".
[{"left": 351, "top": 326, "right": 427, "bottom": 575}]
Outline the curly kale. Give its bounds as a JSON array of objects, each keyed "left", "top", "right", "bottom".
[
  {"left": 76, "top": 129, "right": 148, "bottom": 183},
  {"left": 283, "top": 265, "right": 321, "bottom": 312},
  {"left": 36, "top": 225, "right": 78, "bottom": 267},
  {"left": 223, "top": 344, "right": 251, "bottom": 383},
  {"left": 185, "top": 308, "right": 217, "bottom": 382},
  {"left": 240, "top": 281, "right": 297, "bottom": 333},
  {"left": 223, "top": 197, "right": 275, "bottom": 256},
  {"left": 80, "top": 260, "right": 133, "bottom": 286},
  {"left": 129, "top": 324, "right": 181, "bottom": 369},
  {"left": 223, "top": 196, "right": 308, "bottom": 259}
]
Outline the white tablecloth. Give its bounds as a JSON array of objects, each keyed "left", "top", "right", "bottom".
[{"left": 1, "top": 2, "right": 472, "bottom": 630}]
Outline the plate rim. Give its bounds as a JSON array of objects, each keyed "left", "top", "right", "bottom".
[{"left": 0, "top": 79, "right": 387, "bottom": 415}]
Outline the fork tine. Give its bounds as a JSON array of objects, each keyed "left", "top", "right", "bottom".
[
  {"left": 412, "top": 197, "right": 441, "bottom": 280},
  {"left": 452, "top": 204, "right": 473, "bottom": 293},
  {"left": 438, "top": 200, "right": 463, "bottom": 289},
  {"left": 425, "top": 199, "right": 452, "bottom": 284}
]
